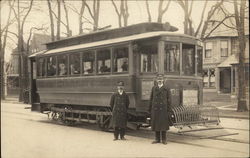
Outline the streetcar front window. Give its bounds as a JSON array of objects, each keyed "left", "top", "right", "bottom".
[
  {"left": 182, "top": 44, "right": 195, "bottom": 76},
  {"left": 82, "top": 51, "right": 95, "bottom": 75},
  {"left": 113, "top": 47, "right": 128, "bottom": 73},
  {"left": 140, "top": 43, "right": 158, "bottom": 73},
  {"left": 58, "top": 55, "right": 68, "bottom": 76},
  {"left": 97, "top": 49, "right": 111, "bottom": 74},
  {"left": 47, "top": 56, "right": 57, "bottom": 76},
  {"left": 164, "top": 42, "right": 180, "bottom": 74},
  {"left": 37, "top": 58, "right": 46, "bottom": 77},
  {"left": 69, "top": 53, "right": 80, "bottom": 75}
]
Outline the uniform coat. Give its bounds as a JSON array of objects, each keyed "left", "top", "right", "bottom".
[
  {"left": 149, "top": 85, "right": 171, "bottom": 131},
  {"left": 110, "top": 92, "right": 130, "bottom": 128}
]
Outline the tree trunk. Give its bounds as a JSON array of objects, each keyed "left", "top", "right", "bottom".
[
  {"left": 234, "top": 0, "right": 248, "bottom": 111},
  {"left": 79, "top": 0, "right": 86, "bottom": 34},
  {"left": 145, "top": 0, "right": 151, "bottom": 22},
  {"left": 47, "top": 0, "right": 55, "bottom": 41},
  {"left": 56, "top": 0, "right": 61, "bottom": 40}
]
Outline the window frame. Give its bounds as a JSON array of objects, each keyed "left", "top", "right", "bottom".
[
  {"left": 112, "top": 45, "right": 129, "bottom": 74},
  {"left": 57, "top": 53, "right": 69, "bottom": 77},
  {"left": 205, "top": 42, "right": 212, "bottom": 58},
  {"left": 46, "top": 55, "right": 57, "bottom": 77},
  {"left": 220, "top": 40, "right": 228, "bottom": 57},
  {"left": 164, "top": 42, "right": 180, "bottom": 75},
  {"left": 69, "top": 52, "right": 81, "bottom": 76},
  {"left": 182, "top": 43, "right": 196, "bottom": 76},
  {"left": 139, "top": 41, "right": 159, "bottom": 74},
  {"left": 96, "top": 47, "right": 112, "bottom": 75},
  {"left": 82, "top": 50, "right": 96, "bottom": 76},
  {"left": 37, "top": 57, "right": 46, "bottom": 78}
]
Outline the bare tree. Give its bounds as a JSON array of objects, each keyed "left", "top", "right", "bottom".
[
  {"left": 200, "top": 0, "right": 224, "bottom": 39},
  {"left": 233, "top": 0, "right": 248, "bottom": 111},
  {"left": 56, "top": 0, "right": 61, "bottom": 40},
  {"left": 47, "top": 0, "right": 55, "bottom": 41},
  {"left": 145, "top": 0, "right": 151, "bottom": 22},
  {"left": 85, "top": 0, "right": 100, "bottom": 31},
  {"left": 157, "top": 0, "right": 171, "bottom": 23},
  {"left": 175, "top": 0, "right": 194, "bottom": 35},
  {"left": 0, "top": 1, "right": 14, "bottom": 100},
  {"left": 111, "top": 0, "right": 129, "bottom": 27},
  {"left": 67, "top": 0, "right": 86, "bottom": 35},
  {"left": 10, "top": 0, "right": 34, "bottom": 101},
  {"left": 62, "top": 0, "right": 71, "bottom": 37}
]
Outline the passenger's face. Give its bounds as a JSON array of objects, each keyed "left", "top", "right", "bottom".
[{"left": 157, "top": 79, "right": 164, "bottom": 85}]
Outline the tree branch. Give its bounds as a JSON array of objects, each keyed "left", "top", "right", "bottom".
[
  {"left": 204, "top": 15, "right": 235, "bottom": 39},
  {"left": 85, "top": 1, "right": 94, "bottom": 19},
  {"left": 162, "top": 0, "right": 171, "bottom": 15}
]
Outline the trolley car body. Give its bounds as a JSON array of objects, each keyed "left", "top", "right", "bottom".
[{"left": 29, "top": 23, "right": 219, "bottom": 129}]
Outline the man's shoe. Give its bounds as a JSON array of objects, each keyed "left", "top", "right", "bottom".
[
  {"left": 151, "top": 140, "right": 160, "bottom": 144},
  {"left": 113, "top": 138, "right": 118, "bottom": 141},
  {"left": 162, "top": 141, "right": 167, "bottom": 145},
  {"left": 121, "top": 137, "right": 127, "bottom": 140}
]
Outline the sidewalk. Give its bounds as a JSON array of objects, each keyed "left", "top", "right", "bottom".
[{"left": 203, "top": 89, "right": 249, "bottom": 120}]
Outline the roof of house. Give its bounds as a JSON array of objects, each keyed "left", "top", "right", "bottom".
[{"left": 205, "top": 5, "right": 249, "bottom": 38}]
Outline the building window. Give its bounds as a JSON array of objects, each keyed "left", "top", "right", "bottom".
[
  {"left": 140, "top": 43, "right": 158, "bottom": 73},
  {"left": 37, "top": 58, "right": 46, "bottom": 77},
  {"left": 197, "top": 46, "right": 203, "bottom": 76},
  {"left": 47, "top": 56, "right": 57, "bottom": 76},
  {"left": 203, "top": 69, "right": 209, "bottom": 87},
  {"left": 221, "top": 40, "right": 228, "bottom": 57},
  {"left": 69, "top": 53, "right": 80, "bottom": 75},
  {"left": 97, "top": 49, "right": 111, "bottom": 74},
  {"left": 82, "top": 51, "right": 95, "bottom": 75},
  {"left": 113, "top": 47, "right": 129, "bottom": 73},
  {"left": 164, "top": 42, "right": 180, "bottom": 74},
  {"left": 182, "top": 44, "right": 195, "bottom": 76},
  {"left": 231, "top": 38, "right": 239, "bottom": 54},
  {"left": 205, "top": 42, "right": 212, "bottom": 58},
  {"left": 209, "top": 68, "right": 215, "bottom": 87},
  {"left": 58, "top": 55, "right": 68, "bottom": 76}
]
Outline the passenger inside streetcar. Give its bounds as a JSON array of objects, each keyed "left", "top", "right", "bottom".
[{"left": 59, "top": 63, "right": 67, "bottom": 76}]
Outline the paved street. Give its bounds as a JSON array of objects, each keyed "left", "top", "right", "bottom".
[{"left": 1, "top": 100, "right": 249, "bottom": 158}]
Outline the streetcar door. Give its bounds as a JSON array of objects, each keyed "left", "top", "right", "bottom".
[{"left": 30, "top": 58, "right": 40, "bottom": 110}]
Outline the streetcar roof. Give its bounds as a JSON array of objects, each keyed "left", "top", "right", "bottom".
[{"left": 37, "top": 31, "right": 198, "bottom": 56}]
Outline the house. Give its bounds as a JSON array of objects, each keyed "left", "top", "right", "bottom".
[
  {"left": 6, "top": 34, "right": 51, "bottom": 97},
  {"left": 202, "top": 6, "right": 249, "bottom": 107}
]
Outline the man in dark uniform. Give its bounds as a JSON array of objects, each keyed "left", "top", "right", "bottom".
[
  {"left": 149, "top": 74, "right": 171, "bottom": 145},
  {"left": 110, "top": 81, "right": 130, "bottom": 141}
]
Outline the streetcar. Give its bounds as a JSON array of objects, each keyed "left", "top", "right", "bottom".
[{"left": 29, "top": 22, "right": 219, "bottom": 131}]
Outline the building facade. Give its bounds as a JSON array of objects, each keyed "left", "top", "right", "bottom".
[{"left": 202, "top": 6, "right": 249, "bottom": 109}]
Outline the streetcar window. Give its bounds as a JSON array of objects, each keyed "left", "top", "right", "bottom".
[
  {"left": 164, "top": 43, "right": 180, "bottom": 74},
  {"left": 37, "top": 58, "right": 46, "bottom": 77},
  {"left": 69, "top": 53, "right": 80, "bottom": 75},
  {"left": 113, "top": 47, "right": 128, "bottom": 73},
  {"left": 57, "top": 55, "right": 68, "bottom": 76},
  {"left": 82, "top": 51, "right": 95, "bottom": 75},
  {"left": 97, "top": 49, "right": 111, "bottom": 74},
  {"left": 47, "top": 56, "right": 57, "bottom": 76},
  {"left": 197, "top": 46, "right": 203, "bottom": 76},
  {"left": 140, "top": 43, "right": 158, "bottom": 73},
  {"left": 182, "top": 44, "right": 195, "bottom": 76}
]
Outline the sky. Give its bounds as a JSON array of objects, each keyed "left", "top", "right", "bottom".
[{"left": 1, "top": 0, "right": 237, "bottom": 62}]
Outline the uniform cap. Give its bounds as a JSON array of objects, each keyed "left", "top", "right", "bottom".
[
  {"left": 117, "top": 81, "right": 124, "bottom": 86},
  {"left": 156, "top": 74, "right": 164, "bottom": 80}
]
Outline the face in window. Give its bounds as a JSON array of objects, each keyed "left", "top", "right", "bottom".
[
  {"left": 97, "top": 49, "right": 111, "bottom": 74},
  {"left": 113, "top": 47, "right": 129, "bottom": 73},
  {"left": 82, "top": 51, "right": 95, "bottom": 75}
]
